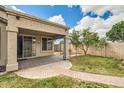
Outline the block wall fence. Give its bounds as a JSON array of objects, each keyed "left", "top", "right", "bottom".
[{"left": 54, "top": 42, "right": 124, "bottom": 60}]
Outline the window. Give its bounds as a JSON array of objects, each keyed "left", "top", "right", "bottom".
[
  {"left": 23, "top": 36, "right": 33, "bottom": 57},
  {"left": 32, "top": 37, "right": 36, "bottom": 56},
  {"left": 47, "top": 38, "right": 53, "bottom": 50},
  {"left": 42, "top": 37, "right": 53, "bottom": 51},
  {"left": 42, "top": 38, "right": 47, "bottom": 51},
  {"left": 17, "top": 36, "right": 23, "bottom": 58}
]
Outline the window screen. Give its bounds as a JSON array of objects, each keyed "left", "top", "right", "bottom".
[
  {"left": 42, "top": 38, "right": 47, "bottom": 50},
  {"left": 47, "top": 38, "right": 53, "bottom": 50}
]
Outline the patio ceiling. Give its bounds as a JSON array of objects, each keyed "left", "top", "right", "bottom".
[{"left": 18, "top": 28, "right": 64, "bottom": 39}]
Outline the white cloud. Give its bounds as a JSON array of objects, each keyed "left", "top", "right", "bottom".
[
  {"left": 80, "top": 5, "right": 124, "bottom": 16},
  {"left": 10, "top": 6, "right": 25, "bottom": 13},
  {"left": 73, "top": 15, "right": 124, "bottom": 37},
  {"left": 69, "top": 28, "right": 74, "bottom": 33},
  {"left": 105, "top": 13, "right": 124, "bottom": 26},
  {"left": 70, "top": 6, "right": 124, "bottom": 37},
  {"left": 80, "top": 6, "right": 105, "bottom": 16},
  {"left": 48, "top": 14, "right": 66, "bottom": 25},
  {"left": 74, "top": 16, "right": 96, "bottom": 31}
]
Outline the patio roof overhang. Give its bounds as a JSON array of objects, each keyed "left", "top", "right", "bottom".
[
  {"left": 0, "top": 6, "right": 69, "bottom": 31},
  {"left": 0, "top": 17, "right": 7, "bottom": 25},
  {"left": 18, "top": 28, "right": 65, "bottom": 39}
]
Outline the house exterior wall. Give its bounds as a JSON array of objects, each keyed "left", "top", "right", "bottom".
[
  {"left": 6, "top": 27, "right": 18, "bottom": 71},
  {"left": 0, "top": 6, "right": 69, "bottom": 72},
  {"left": 0, "top": 20, "right": 7, "bottom": 66},
  {"left": 36, "top": 36, "right": 54, "bottom": 57},
  {"left": 0, "top": 10, "right": 7, "bottom": 19},
  {"left": 17, "top": 34, "right": 54, "bottom": 58},
  {"left": 6, "top": 11, "right": 68, "bottom": 59},
  {"left": 7, "top": 14, "right": 67, "bottom": 35},
  {"left": 18, "top": 30, "right": 54, "bottom": 58}
]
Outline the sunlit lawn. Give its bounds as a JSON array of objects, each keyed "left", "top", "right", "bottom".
[
  {"left": 70, "top": 55, "right": 124, "bottom": 77},
  {"left": 0, "top": 73, "right": 116, "bottom": 88}
]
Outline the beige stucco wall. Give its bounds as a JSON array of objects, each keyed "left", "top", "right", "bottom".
[
  {"left": 0, "top": 20, "right": 7, "bottom": 66},
  {"left": 6, "top": 12, "right": 67, "bottom": 58},
  {"left": 69, "top": 43, "right": 124, "bottom": 60},
  {"left": 0, "top": 10, "right": 7, "bottom": 19},
  {"left": 88, "top": 42, "right": 124, "bottom": 60},
  {"left": 57, "top": 42, "right": 124, "bottom": 60},
  {"left": 7, "top": 14, "right": 67, "bottom": 35},
  {"left": 36, "top": 35, "right": 54, "bottom": 57},
  {"left": 19, "top": 29, "right": 54, "bottom": 58},
  {"left": 0, "top": 7, "right": 69, "bottom": 72},
  {"left": 5, "top": 10, "right": 67, "bottom": 59},
  {"left": 6, "top": 27, "right": 18, "bottom": 71}
]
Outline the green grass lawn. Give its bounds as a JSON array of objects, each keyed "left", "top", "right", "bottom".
[
  {"left": 70, "top": 55, "right": 124, "bottom": 77},
  {"left": 0, "top": 73, "right": 116, "bottom": 88}
]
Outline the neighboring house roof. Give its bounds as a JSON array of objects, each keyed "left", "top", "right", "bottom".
[{"left": 0, "top": 6, "right": 69, "bottom": 30}]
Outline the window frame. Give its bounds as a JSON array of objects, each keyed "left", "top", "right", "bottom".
[
  {"left": 47, "top": 38, "right": 53, "bottom": 51},
  {"left": 42, "top": 37, "right": 48, "bottom": 51},
  {"left": 41, "top": 37, "right": 53, "bottom": 51},
  {"left": 17, "top": 34, "right": 36, "bottom": 59}
]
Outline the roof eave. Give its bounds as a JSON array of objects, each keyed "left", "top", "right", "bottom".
[{"left": 1, "top": 6, "right": 69, "bottom": 30}]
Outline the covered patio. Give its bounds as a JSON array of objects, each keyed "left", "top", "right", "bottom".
[
  {"left": 17, "top": 27, "right": 69, "bottom": 70},
  {"left": 17, "top": 28, "right": 68, "bottom": 59},
  {"left": 0, "top": 6, "right": 69, "bottom": 72},
  {"left": 18, "top": 53, "right": 71, "bottom": 70},
  {"left": 16, "top": 53, "right": 72, "bottom": 79}
]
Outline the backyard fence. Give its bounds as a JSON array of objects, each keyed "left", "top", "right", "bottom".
[
  {"left": 87, "top": 42, "right": 124, "bottom": 60},
  {"left": 54, "top": 42, "right": 124, "bottom": 60}
]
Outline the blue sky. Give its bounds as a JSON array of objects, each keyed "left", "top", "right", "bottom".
[
  {"left": 7, "top": 5, "right": 112, "bottom": 28},
  {"left": 6, "top": 5, "right": 124, "bottom": 38}
]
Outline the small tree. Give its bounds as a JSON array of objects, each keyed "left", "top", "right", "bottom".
[
  {"left": 95, "top": 37, "right": 107, "bottom": 56},
  {"left": 106, "top": 21, "right": 124, "bottom": 42},
  {"left": 80, "top": 28, "right": 99, "bottom": 55},
  {"left": 69, "top": 31, "right": 81, "bottom": 56},
  {"left": 96, "top": 37, "right": 107, "bottom": 49}
]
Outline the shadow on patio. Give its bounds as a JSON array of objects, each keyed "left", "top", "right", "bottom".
[{"left": 18, "top": 53, "right": 63, "bottom": 70}]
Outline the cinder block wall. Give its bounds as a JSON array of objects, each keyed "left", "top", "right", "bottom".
[
  {"left": 88, "top": 42, "right": 124, "bottom": 60},
  {"left": 56, "top": 42, "right": 124, "bottom": 60}
]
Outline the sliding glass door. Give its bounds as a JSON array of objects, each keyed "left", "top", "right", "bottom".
[
  {"left": 23, "top": 37, "right": 32, "bottom": 57},
  {"left": 17, "top": 36, "right": 23, "bottom": 58},
  {"left": 17, "top": 35, "right": 36, "bottom": 59}
]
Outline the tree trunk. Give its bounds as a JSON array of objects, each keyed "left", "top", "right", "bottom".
[
  {"left": 101, "top": 48, "right": 102, "bottom": 56},
  {"left": 84, "top": 46, "right": 89, "bottom": 56},
  {"left": 76, "top": 47, "right": 78, "bottom": 56},
  {"left": 84, "top": 50, "right": 87, "bottom": 55},
  {"left": 82, "top": 45, "right": 88, "bottom": 56},
  {"left": 105, "top": 45, "right": 107, "bottom": 57}
]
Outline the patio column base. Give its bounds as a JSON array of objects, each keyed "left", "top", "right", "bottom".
[
  {"left": 6, "top": 63, "right": 18, "bottom": 72},
  {"left": 6, "top": 26, "right": 18, "bottom": 72}
]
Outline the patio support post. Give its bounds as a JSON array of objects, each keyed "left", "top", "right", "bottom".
[
  {"left": 0, "top": 21, "right": 7, "bottom": 72},
  {"left": 63, "top": 35, "right": 69, "bottom": 60},
  {"left": 6, "top": 26, "right": 18, "bottom": 71}
]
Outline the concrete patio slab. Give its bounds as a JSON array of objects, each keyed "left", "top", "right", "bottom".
[
  {"left": 16, "top": 54, "right": 72, "bottom": 79},
  {"left": 15, "top": 54, "right": 124, "bottom": 87}
]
